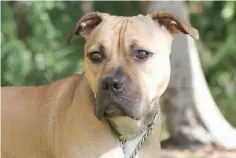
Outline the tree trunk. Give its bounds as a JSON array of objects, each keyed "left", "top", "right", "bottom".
[{"left": 141, "top": 1, "right": 236, "bottom": 150}]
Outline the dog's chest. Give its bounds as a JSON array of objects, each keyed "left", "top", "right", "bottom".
[
  {"left": 123, "top": 134, "right": 144, "bottom": 158},
  {"left": 100, "top": 134, "right": 142, "bottom": 158},
  {"left": 108, "top": 125, "right": 146, "bottom": 158}
]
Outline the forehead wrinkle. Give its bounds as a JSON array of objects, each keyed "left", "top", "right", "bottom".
[
  {"left": 117, "top": 18, "right": 125, "bottom": 55},
  {"left": 111, "top": 17, "right": 124, "bottom": 32},
  {"left": 110, "top": 18, "right": 123, "bottom": 59},
  {"left": 118, "top": 17, "right": 130, "bottom": 57}
]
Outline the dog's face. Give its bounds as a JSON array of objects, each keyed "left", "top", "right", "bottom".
[{"left": 68, "top": 12, "right": 198, "bottom": 120}]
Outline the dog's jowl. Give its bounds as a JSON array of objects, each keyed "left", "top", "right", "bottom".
[{"left": 2, "top": 11, "right": 198, "bottom": 158}]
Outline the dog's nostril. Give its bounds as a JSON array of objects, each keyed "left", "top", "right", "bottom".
[
  {"left": 113, "top": 82, "right": 124, "bottom": 91},
  {"left": 102, "top": 82, "right": 109, "bottom": 90}
]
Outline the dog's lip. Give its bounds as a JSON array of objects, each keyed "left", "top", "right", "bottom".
[
  {"left": 104, "top": 105, "right": 126, "bottom": 118},
  {"left": 105, "top": 92, "right": 140, "bottom": 104},
  {"left": 104, "top": 110, "right": 125, "bottom": 118},
  {"left": 95, "top": 92, "right": 143, "bottom": 120},
  {"left": 104, "top": 106, "right": 143, "bottom": 120}
]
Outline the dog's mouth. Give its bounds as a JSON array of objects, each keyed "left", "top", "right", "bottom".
[
  {"left": 95, "top": 90, "right": 148, "bottom": 120},
  {"left": 104, "top": 106, "right": 142, "bottom": 121},
  {"left": 95, "top": 94, "right": 140, "bottom": 120},
  {"left": 104, "top": 106, "right": 125, "bottom": 118},
  {"left": 100, "top": 102, "right": 143, "bottom": 120}
]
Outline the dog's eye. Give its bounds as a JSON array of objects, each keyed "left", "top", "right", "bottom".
[
  {"left": 88, "top": 51, "right": 103, "bottom": 63},
  {"left": 135, "top": 50, "right": 152, "bottom": 60}
]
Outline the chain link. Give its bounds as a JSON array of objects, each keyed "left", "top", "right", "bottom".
[
  {"left": 120, "top": 111, "right": 157, "bottom": 158},
  {"left": 120, "top": 138, "right": 126, "bottom": 156}
]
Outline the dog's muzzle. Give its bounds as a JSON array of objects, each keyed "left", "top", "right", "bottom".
[
  {"left": 95, "top": 74, "right": 128, "bottom": 119},
  {"left": 101, "top": 74, "right": 126, "bottom": 93}
]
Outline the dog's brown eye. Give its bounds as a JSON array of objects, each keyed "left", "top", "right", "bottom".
[
  {"left": 135, "top": 50, "right": 151, "bottom": 60},
  {"left": 88, "top": 51, "right": 103, "bottom": 63}
]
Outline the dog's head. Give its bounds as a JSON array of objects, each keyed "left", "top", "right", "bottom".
[{"left": 68, "top": 12, "right": 198, "bottom": 120}]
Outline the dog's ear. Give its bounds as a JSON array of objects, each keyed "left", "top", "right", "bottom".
[
  {"left": 150, "top": 11, "right": 199, "bottom": 39},
  {"left": 67, "top": 12, "right": 108, "bottom": 43}
]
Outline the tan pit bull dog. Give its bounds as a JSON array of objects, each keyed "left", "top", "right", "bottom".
[{"left": 1, "top": 11, "right": 199, "bottom": 158}]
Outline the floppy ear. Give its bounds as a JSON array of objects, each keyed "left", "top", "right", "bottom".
[
  {"left": 150, "top": 11, "right": 199, "bottom": 39},
  {"left": 67, "top": 12, "right": 108, "bottom": 43}
]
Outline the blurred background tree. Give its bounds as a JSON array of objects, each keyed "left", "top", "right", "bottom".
[
  {"left": 1, "top": 0, "right": 236, "bottom": 154},
  {"left": 143, "top": 1, "right": 236, "bottom": 151},
  {"left": 189, "top": 1, "right": 236, "bottom": 126}
]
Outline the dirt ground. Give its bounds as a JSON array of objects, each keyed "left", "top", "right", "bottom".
[{"left": 160, "top": 148, "right": 236, "bottom": 158}]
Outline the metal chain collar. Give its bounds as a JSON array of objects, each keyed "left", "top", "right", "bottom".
[{"left": 107, "top": 111, "right": 158, "bottom": 158}]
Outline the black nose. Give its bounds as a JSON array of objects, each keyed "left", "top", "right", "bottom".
[{"left": 101, "top": 75, "right": 125, "bottom": 92}]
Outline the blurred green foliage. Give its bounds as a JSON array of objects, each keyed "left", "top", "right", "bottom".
[
  {"left": 1, "top": 2, "right": 236, "bottom": 125},
  {"left": 189, "top": 1, "right": 236, "bottom": 125}
]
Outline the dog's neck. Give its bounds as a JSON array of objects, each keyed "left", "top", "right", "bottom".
[
  {"left": 107, "top": 110, "right": 157, "bottom": 139},
  {"left": 106, "top": 109, "right": 158, "bottom": 158}
]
